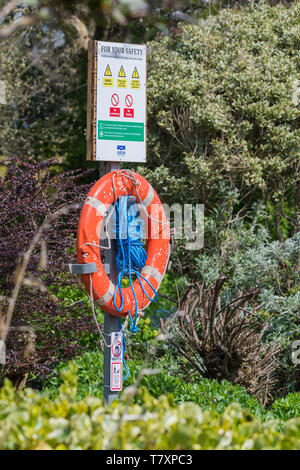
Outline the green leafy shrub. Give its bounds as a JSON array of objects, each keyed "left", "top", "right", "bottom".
[
  {"left": 140, "top": 5, "right": 300, "bottom": 400},
  {"left": 43, "top": 352, "right": 300, "bottom": 423},
  {"left": 44, "top": 351, "right": 106, "bottom": 400},
  {"left": 269, "top": 393, "right": 300, "bottom": 422},
  {"left": 142, "top": 373, "right": 265, "bottom": 418},
  {"left": 1, "top": 364, "right": 300, "bottom": 450},
  {"left": 144, "top": 3, "right": 300, "bottom": 218}
]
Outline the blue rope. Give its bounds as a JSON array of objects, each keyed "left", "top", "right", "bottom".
[
  {"left": 118, "top": 317, "right": 129, "bottom": 380},
  {"left": 112, "top": 196, "right": 158, "bottom": 381}
]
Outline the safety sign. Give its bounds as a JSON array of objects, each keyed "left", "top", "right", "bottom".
[
  {"left": 111, "top": 363, "right": 122, "bottom": 391},
  {"left": 118, "top": 65, "right": 126, "bottom": 77},
  {"left": 124, "top": 108, "right": 134, "bottom": 118},
  {"left": 104, "top": 64, "right": 112, "bottom": 76},
  {"left": 117, "top": 65, "right": 127, "bottom": 88},
  {"left": 125, "top": 94, "right": 133, "bottom": 107},
  {"left": 112, "top": 339, "right": 122, "bottom": 358},
  {"left": 132, "top": 67, "right": 139, "bottom": 78},
  {"left": 110, "top": 332, "right": 123, "bottom": 391},
  {"left": 103, "top": 64, "right": 113, "bottom": 87},
  {"left": 110, "top": 107, "right": 120, "bottom": 117},
  {"left": 95, "top": 41, "right": 146, "bottom": 162},
  {"left": 131, "top": 67, "right": 140, "bottom": 89},
  {"left": 111, "top": 93, "right": 119, "bottom": 106}
]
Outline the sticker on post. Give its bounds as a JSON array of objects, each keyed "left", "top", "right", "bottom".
[
  {"left": 110, "top": 331, "right": 123, "bottom": 391},
  {"left": 112, "top": 339, "right": 122, "bottom": 358},
  {"left": 111, "top": 363, "right": 122, "bottom": 391}
]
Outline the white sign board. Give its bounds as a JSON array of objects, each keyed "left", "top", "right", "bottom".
[
  {"left": 96, "top": 41, "right": 146, "bottom": 162},
  {"left": 110, "top": 332, "right": 123, "bottom": 391}
]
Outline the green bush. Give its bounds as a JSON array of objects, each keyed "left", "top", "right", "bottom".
[
  {"left": 269, "top": 393, "right": 300, "bottom": 422},
  {"left": 1, "top": 364, "right": 299, "bottom": 450},
  {"left": 43, "top": 352, "right": 300, "bottom": 423},
  {"left": 142, "top": 374, "right": 265, "bottom": 418},
  {"left": 143, "top": 3, "right": 299, "bottom": 210}
]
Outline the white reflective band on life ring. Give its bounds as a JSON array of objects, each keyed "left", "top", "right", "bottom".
[
  {"left": 141, "top": 265, "right": 162, "bottom": 284},
  {"left": 85, "top": 196, "right": 107, "bottom": 217},
  {"left": 142, "top": 185, "right": 154, "bottom": 207},
  {"left": 95, "top": 281, "right": 115, "bottom": 306}
]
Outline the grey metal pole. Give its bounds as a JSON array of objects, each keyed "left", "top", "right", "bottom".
[{"left": 102, "top": 162, "right": 120, "bottom": 405}]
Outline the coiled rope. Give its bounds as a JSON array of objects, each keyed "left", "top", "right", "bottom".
[{"left": 112, "top": 195, "right": 158, "bottom": 380}]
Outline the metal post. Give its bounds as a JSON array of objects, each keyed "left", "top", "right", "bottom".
[{"left": 102, "top": 162, "right": 120, "bottom": 405}]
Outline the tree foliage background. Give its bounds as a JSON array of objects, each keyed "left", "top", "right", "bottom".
[{"left": 143, "top": 3, "right": 299, "bottom": 231}]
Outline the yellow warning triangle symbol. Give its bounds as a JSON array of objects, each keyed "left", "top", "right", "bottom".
[
  {"left": 104, "top": 64, "right": 112, "bottom": 77},
  {"left": 132, "top": 67, "right": 139, "bottom": 79},
  {"left": 118, "top": 65, "right": 126, "bottom": 77}
]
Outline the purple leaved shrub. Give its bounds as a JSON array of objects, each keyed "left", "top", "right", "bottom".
[{"left": 0, "top": 159, "right": 98, "bottom": 385}]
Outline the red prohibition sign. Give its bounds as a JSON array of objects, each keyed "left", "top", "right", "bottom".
[
  {"left": 111, "top": 93, "right": 119, "bottom": 106},
  {"left": 125, "top": 94, "right": 133, "bottom": 107}
]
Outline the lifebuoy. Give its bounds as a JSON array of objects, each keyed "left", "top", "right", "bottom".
[{"left": 77, "top": 170, "right": 170, "bottom": 317}]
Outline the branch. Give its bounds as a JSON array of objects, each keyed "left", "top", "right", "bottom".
[
  {"left": 0, "top": 13, "right": 41, "bottom": 39},
  {"left": 160, "top": 318, "right": 204, "bottom": 375},
  {"left": 0, "top": 0, "right": 19, "bottom": 19},
  {"left": 68, "top": 15, "right": 90, "bottom": 50},
  {"left": 158, "top": 292, "right": 178, "bottom": 304}
]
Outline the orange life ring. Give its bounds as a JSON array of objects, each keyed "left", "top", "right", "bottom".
[{"left": 77, "top": 170, "right": 170, "bottom": 317}]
